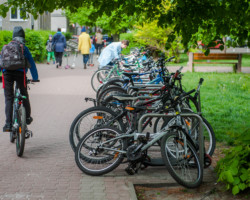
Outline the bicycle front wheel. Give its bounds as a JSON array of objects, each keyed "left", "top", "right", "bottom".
[
  {"left": 161, "top": 129, "right": 203, "bottom": 188},
  {"left": 75, "top": 126, "right": 126, "bottom": 176},
  {"left": 16, "top": 106, "right": 26, "bottom": 157}
]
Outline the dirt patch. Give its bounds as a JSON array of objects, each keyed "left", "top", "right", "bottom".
[{"left": 134, "top": 143, "right": 250, "bottom": 200}]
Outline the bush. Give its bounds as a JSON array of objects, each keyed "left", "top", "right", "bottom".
[
  {"left": 25, "top": 31, "right": 46, "bottom": 62},
  {"left": 0, "top": 29, "right": 58, "bottom": 62},
  {"left": 120, "top": 32, "right": 144, "bottom": 55},
  {"left": 215, "top": 131, "right": 250, "bottom": 195},
  {"left": 0, "top": 30, "right": 12, "bottom": 50},
  {"left": 63, "top": 32, "right": 72, "bottom": 41}
]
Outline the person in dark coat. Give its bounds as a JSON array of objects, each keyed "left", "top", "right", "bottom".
[
  {"left": 0, "top": 26, "right": 39, "bottom": 132},
  {"left": 52, "top": 28, "right": 67, "bottom": 69}
]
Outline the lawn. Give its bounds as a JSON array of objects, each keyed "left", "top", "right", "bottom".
[
  {"left": 167, "top": 53, "right": 250, "bottom": 67},
  {"left": 181, "top": 72, "right": 250, "bottom": 144}
]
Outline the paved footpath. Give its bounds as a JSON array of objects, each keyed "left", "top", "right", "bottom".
[{"left": 0, "top": 54, "right": 246, "bottom": 200}]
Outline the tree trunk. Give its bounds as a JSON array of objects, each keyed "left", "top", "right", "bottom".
[{"left": 113, "top": 34, "right": 120, "bottom": 42}]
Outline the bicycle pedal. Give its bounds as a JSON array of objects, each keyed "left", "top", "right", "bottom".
[{"left": 25, "top": 130, "right": 33, "bottom": 139}]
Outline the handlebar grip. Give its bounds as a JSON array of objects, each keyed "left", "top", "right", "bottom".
[{"left": 199, "top": 78, "right": 204, "bottom": 84}]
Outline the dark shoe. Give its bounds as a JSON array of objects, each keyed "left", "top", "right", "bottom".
[
  {"left": 84, "top": 64, "right": 87, "bottom": 69},
  {"left": 26, "top": 117, "right": 33, "bottom": 125},
  {"left": 56, "top": 64, "right": 58, "bottom": 68},
  {"left": 3, "top": 124, "right": 12, "bottom": 132}
]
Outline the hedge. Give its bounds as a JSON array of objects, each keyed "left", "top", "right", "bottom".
[{"left": 0, "top": 29, "right": 72, "bottom": 62}]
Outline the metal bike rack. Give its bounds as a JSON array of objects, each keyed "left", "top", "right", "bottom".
[{"left": 138, "top": 113, "right": 204, "bottom": 169}]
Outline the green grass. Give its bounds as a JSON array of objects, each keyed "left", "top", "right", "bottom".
[
  {"left": 167, "top": 53, "right": 250, "bottom": 67},
  {"left": 181, "top": 72, "right": 250, "bottom": 144}
]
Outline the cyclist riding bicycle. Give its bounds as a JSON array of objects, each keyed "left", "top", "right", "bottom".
[{"left": 0, "top": 26, "right": 39, "bottom": 132}]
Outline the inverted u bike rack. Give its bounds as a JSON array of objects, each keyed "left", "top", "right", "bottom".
[{"left": 138, "top": 113, "right": 204, "bottom": 169}]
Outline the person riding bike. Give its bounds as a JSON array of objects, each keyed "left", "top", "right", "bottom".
[{"left": 0, "top": 26, "right": 39, "bottom": 132}]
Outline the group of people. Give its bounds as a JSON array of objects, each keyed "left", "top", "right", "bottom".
[
  {"left": 46, "top": 27, "right": 104, "bottom": 69},
  {"left": 1, "top": 25, "right": 129, "bottom": 132},
  {"left": 77, "top": 26, "right": 129, "bottom": 69}
]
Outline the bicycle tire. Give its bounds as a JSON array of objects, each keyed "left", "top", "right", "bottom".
[
  {"left": 96, "top": 78, "right": 125, "bottom": 100},
  {"left": 91, "top": 69, "right": 117, "bottom": 92},
  {"left": 75, "top": 126, "right": 126, "bottom": 176},
  {"left": 161, "top": 130, "right": 203, "bottom": 188},
  {"left": 16, "top": 106, "right": 26, "bottom": 157},
  {"left": 69, "top": 106, "right": 125, "bottom": 152},
  {"left": 97, "top": 86, "right": 127, "bottom": 104}
]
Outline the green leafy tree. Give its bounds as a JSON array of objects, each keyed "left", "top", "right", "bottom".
[
  {"left": 134, "top": 20, "right": 183, "bottom": 62},
  {"left": 65, "top": 6, "right": 136, "bottom": 38},
  {"left": 0, "top": 0, "right": 249, "bottom": 50}
]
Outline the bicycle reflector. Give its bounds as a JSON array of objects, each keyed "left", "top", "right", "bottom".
[
  {"left": 93, "top": 116, "right": 103, "bottom": 119},
  {"left": 125, "top": 106, "right": 135, "bottom": 111}
]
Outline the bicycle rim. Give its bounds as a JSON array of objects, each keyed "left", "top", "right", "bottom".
[
  {"left": 161, "top": 130, "right": 203, "bottom": 188},
  {"left": 69, "top": 107, "right": 125, "bottom": 152},
  {"left": 75, "top": 126, "right": 126, "bottom": 176}
]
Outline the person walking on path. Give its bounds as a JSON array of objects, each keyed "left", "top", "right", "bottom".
[
  {"left": 52, "top": 28, "right": 67, "bottom": 69},
  {"left": 88, "top": 39, "right": 95, "bottom": 67},
  {"left": 46, "top": 35, "right": 56, "bottom": 65},
  {"left": 78, "top": 26, "right": 91, "bottom": 69},
  {"left": 98, "top": 40, "right": 129, "bottom": 69},
  {"left": 0, "top": 26, "right": 39, "bottom": 132},
  {"left": 95, "top": 29, "right": 103, "bottom": 56}
]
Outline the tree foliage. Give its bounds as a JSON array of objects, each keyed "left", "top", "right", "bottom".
[
  {"left": 0, "top": 0, "right": 249, "bottom": 49},
  {"left": 134, "top": 21, "right": 183, "bottom": 62},
  {"left": 65, "top": 6, "right": 136, "bottom": 35}
]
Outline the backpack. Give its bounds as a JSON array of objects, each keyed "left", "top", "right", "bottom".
[{"left": 0, "top": 41, "right": 29, "bottom": 70}]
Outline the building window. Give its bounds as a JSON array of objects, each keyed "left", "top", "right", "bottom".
[{"left": 10, "top": 7, "right": 27, "bottom": 21}]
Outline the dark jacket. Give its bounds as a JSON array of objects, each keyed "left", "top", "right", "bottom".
[{"left": 52, "top": 32, "right": 66, "bottom": 52}]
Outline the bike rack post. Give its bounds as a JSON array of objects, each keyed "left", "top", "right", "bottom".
[{"left": 138, "top": 113, "right": 204, "bottom": 169}]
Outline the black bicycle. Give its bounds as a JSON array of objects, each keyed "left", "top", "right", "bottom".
[{"left": 10, "top": 79, "right": 39, "bottom": 157}]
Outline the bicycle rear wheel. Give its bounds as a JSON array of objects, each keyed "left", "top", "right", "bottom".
[
  {"left": 75, "top": 126, "right": 126, "bottom": 176},
  {"left": 16, "top": 106, "right": 26, "bottom": 157},
  {"left": 91, "top": 69, "right": 113, "bottom": 92},
  {"left": 69, "top": 106, "right": 125, "bottom": 152},
  {"left": 161, "top": 129, "right": 203, "bottom": 188}
]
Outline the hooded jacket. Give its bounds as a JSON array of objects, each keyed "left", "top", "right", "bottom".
[
  {"left": 52, "top": 32, "right": 67, "bottom": 52},
  {"left": 0, "top": 26, "right": 38, "bottom": 81},
  {"left": 78, "top": 32, "right": 91, "bottom": 54}
]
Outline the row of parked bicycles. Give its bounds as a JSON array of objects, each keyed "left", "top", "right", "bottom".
[{"left": 69, "top": 47, "right": 216, "bottom": 188}]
